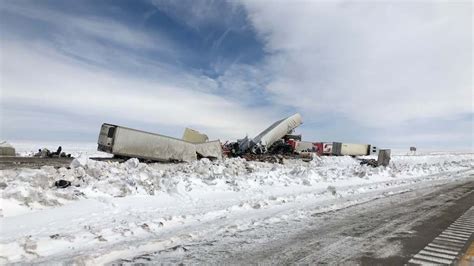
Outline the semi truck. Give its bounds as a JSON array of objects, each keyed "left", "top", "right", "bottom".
[
  {"left": 291, "top": 141, "right": 377, "bottom": 156},
  {"left": 341, "top": 143, "right": 371, "bottom": 156},
  {"left": 322, "top": 142, "right": 377, "bottom": 156},
  {"left": 97, "top": 123, "right": 222, "bottom": 162}
]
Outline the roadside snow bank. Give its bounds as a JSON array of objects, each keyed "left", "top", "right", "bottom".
[{"left": 1, "top": 154, "right": 472, "bottom": 217}]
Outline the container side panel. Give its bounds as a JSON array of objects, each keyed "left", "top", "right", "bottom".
[
  {"left": 112, "top": 127, "right": 197, "bottom": 162},
  {"left": 195, "top": 140, "right": 223, "bottom": 160},
  {"left": 340, "top": 143, "right": 370, "bottom": 156}
]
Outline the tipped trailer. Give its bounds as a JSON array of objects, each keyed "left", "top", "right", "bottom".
[
  {"left": 249, "top": 113, "right": 302, "bottom": 154},
  {"left": 97, "top": 123, "right": 222, "bottom": 162},
  {"left": 252, "top": 113, "right": 302, "bottom": 154},
  {"left": 231, "top": 113, "right": 303, "bottom": 155}
]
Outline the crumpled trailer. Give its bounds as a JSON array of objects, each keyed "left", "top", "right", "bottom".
[
  {"left": 97, "top": 123, "right": 222, "bottom": 162},
  {"left": 247, "top": 113, "right": 303, "bottom": 154},
  {"left": 195, "top": 141, "right": 223, "bottom": 160}
]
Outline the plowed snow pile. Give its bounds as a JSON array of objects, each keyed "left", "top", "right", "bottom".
[{"left": 1, "top": 153, "right": 473, "bottom": 264}]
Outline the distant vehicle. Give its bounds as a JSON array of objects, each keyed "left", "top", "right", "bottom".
[
  {"left": 322, "top": 142, "right": 342, "bottom": 156},
  {"left": 293, "top": 141, "right": 377, "bottom": 156},
  {"left": 341, "top": 143, "right": 372, "bottom": 156},
  {"left": 97, "top": 123, "right": 222, "bottom": 162}
]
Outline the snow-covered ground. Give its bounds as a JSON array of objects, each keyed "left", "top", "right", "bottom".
[
  {"left": 10, "top": 141, "right": 110, "bottom": 158},
  {"left": 0, "top": 147, "right": 472, "bottom": 264}
]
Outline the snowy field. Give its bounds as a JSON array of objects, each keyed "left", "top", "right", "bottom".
[
  {"left": 10, "top": 141, "right": 110, "bottom": 158},
  {"left": 0, "top": 143, "right": 473, "bottom": 264}
]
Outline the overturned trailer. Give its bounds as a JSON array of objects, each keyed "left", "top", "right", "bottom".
[
  {"left": 252, "top": 113, "right": 302, "bottom": 153},
  {"left": 97, "top": 123, "right": 222, "bottom": 162},
  {"left": 233, "top": 113, "right": 303, "bottom": 155}
]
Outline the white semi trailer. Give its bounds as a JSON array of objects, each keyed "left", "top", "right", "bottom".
[
  {"left": 250, "top": 113, "right": 302, "bottom": 154},
  {"left": 97, "top": 123, "right": 222, "bottom": 162},
  {"left": 320, "top": 142, "right": 377, "bottom": 156},
  {"left": 340, "top": 143, "right": 370, "bottom": 156}
]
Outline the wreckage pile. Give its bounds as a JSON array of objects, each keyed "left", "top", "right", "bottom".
[
  {"left": 222, "top": 113, "right": 390, "bottom": 166},
  {"left": 0, "top": 113, "right": 389, "bottom": 169},
  {"left": 224, "top": 113, "right": 303, "bottom": 158},
  {"left": 95, "top": 113, "right": 390, "bottom": 167}
]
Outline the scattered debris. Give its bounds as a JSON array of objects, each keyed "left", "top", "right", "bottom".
[
  {"left": 360, "top": 158, "right": 378, "bottom": 167},
  {"left": 49, "top": 234, "right": 60, "bottom": 239},
  {"left": 54, "top": 180, "right": 71, "bottom": 189},
  {"left": 359, "top": 149, "right": 391, "bottom": 167},
  {"left": 327, "top": 185, "right": 337, "bottom": 195},
  {"left": 34, "top": 146, "right": 71, "bottom": 158},
  {"left": 95, "top": 235, "right": 107, "bottom": 242},
  {"left": 242, "top": 154, "right": 284, "bottom": 164},
  {"left": 266, "top": 140, "right": 294, "bottom": 155}
]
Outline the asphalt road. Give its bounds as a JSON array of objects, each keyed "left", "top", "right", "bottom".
[
  {"left": 226, "top": 177, "right": 474, "bottom": 265},
  {"left": 113, "top": 174, "right": 474, "bottom": 265}
]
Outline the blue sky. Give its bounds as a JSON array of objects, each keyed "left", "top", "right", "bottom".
[{"left": 0, "top": 0, "right": 472, "bottom": 150}]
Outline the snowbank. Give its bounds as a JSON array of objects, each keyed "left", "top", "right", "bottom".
[{"left": 1, "top": 154, "right": 472, "bottom": 217}]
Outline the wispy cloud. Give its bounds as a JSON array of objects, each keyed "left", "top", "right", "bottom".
[
  {"left": 1, "top": 39, "right": 278, "bottom": 140},
  {"left": 241, "top": 0, "right": 472, "bottom": 127},
  {"left": 0, "top": 1, "right": 283, "bottom": 141},
  {"left": 1, "top": 2, "right": 163, "bottom": 51}
]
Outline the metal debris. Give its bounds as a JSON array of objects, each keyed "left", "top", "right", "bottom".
[
  {"left": 34, "top": 146, "right": 71, "bottom": 158},
  {"left": 54, "top": 180, "right": 71, "bottom": 188}
]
